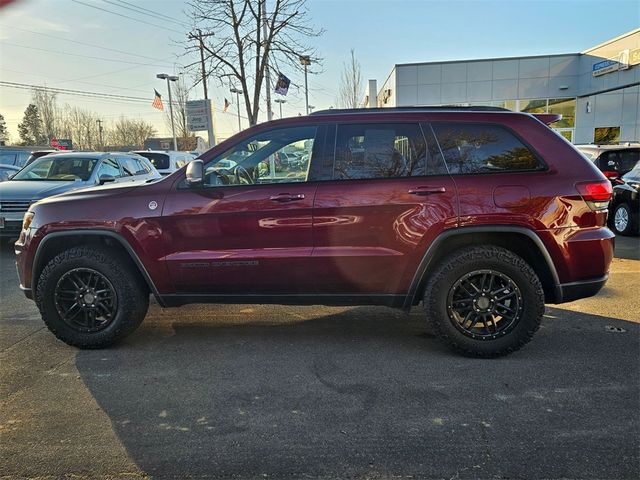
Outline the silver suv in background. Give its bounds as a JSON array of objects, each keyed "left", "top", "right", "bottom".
[{"left": 132, "top": 150, "right": 196, "bottom": 176}]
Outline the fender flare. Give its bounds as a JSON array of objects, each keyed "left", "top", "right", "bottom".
[
  {"left": 403, "top": 226, "right": 561, "bottom": 309},
  {"left": 32, "top": 229, "right": 164, "bottom": 306}
]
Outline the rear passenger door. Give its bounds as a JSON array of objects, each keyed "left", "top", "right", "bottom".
[{"left": 312, "top": 122, "right": 458, "bottom": 297}]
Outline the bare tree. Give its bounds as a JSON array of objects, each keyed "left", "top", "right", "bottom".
[
  {"left": 57, "top": 104, "right": 102, "bottom": 150},
  {"left": 337, "top": 49, "right": 363, "bottom": 109},
  {"left": 32, "top": 87, "right": 59, "bottom": 142},
  {"left": 165, "top": 77, "right": 195, "bottom": 139},
  {"left": 186, "top": 0, "right": 323, "bottom": 126},
  {"left": 108, "top": 117, "right": 156, "bottom": 149}
]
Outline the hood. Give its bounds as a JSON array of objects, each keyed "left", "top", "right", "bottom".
[
  {"left": 0, "top": 180, "right": 86, "bottom": 201},
  {"left": 34, "top": 178, "right": 154, "bottom": 207}
]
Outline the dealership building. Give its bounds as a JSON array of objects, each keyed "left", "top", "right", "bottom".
[{"left": 375, "top": 29, "right": 639, "bottom": 144}]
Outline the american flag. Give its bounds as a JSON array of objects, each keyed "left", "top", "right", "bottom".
[{"left": 152, "top": 89, "right": 164, "bottom": 110}]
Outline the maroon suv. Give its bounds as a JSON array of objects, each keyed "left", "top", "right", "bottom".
[{"left": 14, "top": 107, "right": 614, "bottom": 357}]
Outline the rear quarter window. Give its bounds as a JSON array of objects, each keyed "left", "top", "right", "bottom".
[{"left": 431, "top": 123, "right": 544, "bottom": 174}]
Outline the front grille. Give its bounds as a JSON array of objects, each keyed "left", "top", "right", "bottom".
[{"left": 0, "top": 201, "right": 31, "bottom": 212}]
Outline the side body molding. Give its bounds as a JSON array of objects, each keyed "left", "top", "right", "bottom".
[
  {"left": 403, "top": 225, "right": 562, "bottom": 310},
  {"left": 32, "top": 230, "right": 165, "bottom": 306}
]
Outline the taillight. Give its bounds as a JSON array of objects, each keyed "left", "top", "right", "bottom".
[
  {"left": 601, "top": 170, "right": 619, "bottom": 180},
  {"left": 575, "top": 180, "right": 612, "bottom": 211}
]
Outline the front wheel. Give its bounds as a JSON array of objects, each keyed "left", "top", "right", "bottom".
[
  {"left": 35, "top": 246, "right": 149, "bottom": 348},
  {"left": 423, "top": 246, "right": 544, "bottom": 357}
]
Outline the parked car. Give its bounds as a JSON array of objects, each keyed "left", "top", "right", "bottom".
[
  {"left": 0, "top": 146, "right": 49, "bottom": 168},
  {"left": 609, "top": 160, "right": 640, "bottom": 236},
  {"left": 575, "top": 143, "right": 640, "bottom": 182},
  {"left": 15, "top": 107, "right": 614, "bottom": 357},
  {"left": 132, "top": 150, "right": 196, "bottom": 176},
  {"left": 0, "top": 164, "right": 20, "bottom": 182},
  {"left": 1, "top": 152, "right": 160, "bottom": 238}
]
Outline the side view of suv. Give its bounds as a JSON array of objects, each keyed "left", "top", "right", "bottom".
[{"left": 15, "top": 107, "right": 614, "bottom": 357}]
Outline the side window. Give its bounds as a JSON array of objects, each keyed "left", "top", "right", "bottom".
[
  {"left": 333, "top": 123, "right": 432, "bottom": 180},
  {"left": 431, "top": 123, "right": 544, "bottom": 174},
  {"left": 96, "top": 158, "right": 121, "bottom": 178},
  {"left": 618, "top": 150, "right": 639, "bottom": 173},
  {"left": 119, "top": 157, "right": 146, "bottom": 176},
  {"left": 203, "top": 126, "right": 318, "bottom": 187}
]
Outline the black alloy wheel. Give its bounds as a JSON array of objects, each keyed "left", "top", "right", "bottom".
[
  {"left": 446, "top": 269, "right": 523, "bottom": 340},
  {"left": 54, "top": 267, "right": 118, "bottom": 332}
]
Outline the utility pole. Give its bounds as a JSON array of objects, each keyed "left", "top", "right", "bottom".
[
  {"left": 230, "top": 87, "right": 243, "bottom": 132},
  {"left": 274, "top": 98, "right": 286, "bottom": 118},
  {"left": 96, "top": 119, "right": 104, "bottom": 149},
  {"left": 299, "top": 55, "right": 311, "bottom": 115},
  {"left": 261, "top": 0, "right": 273, "bottom": 121},
  {"left": 197, "top": 29, "right": 208, "bottom": 100}
]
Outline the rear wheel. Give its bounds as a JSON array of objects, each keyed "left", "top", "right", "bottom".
[
  {"left": 36, "top": 246, "right": 149, "bottom": 348},
  {"left": 611, "top": 203, "right": 638, "bottom": 236},
  {"left": 423, "top": 246, "right": 544, "bottom": 357}
]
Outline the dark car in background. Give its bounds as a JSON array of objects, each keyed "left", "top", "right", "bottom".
[
  {"left": 0, "top": 146, "right": 50, "bottom": 168},
  {"left": 575, "top": 143, "right": 640, "bottom": 182},
  {"left": 609, "top": 161, "right": 640, "bottom": 236},
  {"left": 0, "top": 152, "right": 160, "bottom": 238},
  {"left": 0, "top": 164, "right": 21, "bottom": 182}
]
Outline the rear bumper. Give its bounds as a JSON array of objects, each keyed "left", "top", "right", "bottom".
[{"left": 555, "top": 275, "right": 608, "bottom": 303}]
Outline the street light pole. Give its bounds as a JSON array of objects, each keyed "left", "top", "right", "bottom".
[
  {"left": 230, "top": 87, "right": 243, "bottom": 132},
  {"left": 274, "top": 98, "right": 286, "bottom": 118},
  {"left": 299, "top": 55, "right": 311, "bottom": 115},
  {"left": 308, "top": 105, "right": 315, "bottom": 113},
  {"left": 96, "top": 119, "right": 104, "bottom": 149},
  {"left": 157, "top": 73, "right": 179, "bottom": 151}
]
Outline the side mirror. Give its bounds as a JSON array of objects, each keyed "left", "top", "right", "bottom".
[
  {"left": 186, "top": 159, "right": 204, "bottom": 186},
  {"left": 98, "top": 174, "right": 116, "bottom": 185}
]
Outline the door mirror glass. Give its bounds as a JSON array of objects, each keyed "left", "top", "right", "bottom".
[
  {"left": 186, "top": 159, "right": 204, "bottom": 186},
  {"left": 98, "top": 174, "right": 115, "bottom": 185}
]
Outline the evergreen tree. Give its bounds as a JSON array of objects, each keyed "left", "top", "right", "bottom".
[
  {"left": 0, "top": 113, "right": 7, "bottom": 142},
  {"left": 18, "top": 104, "right": 46, "bottom": 145}
]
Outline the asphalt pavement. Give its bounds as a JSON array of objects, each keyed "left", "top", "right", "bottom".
[{"left": 1, "top": 237, "right": 638, "bottom": 479}]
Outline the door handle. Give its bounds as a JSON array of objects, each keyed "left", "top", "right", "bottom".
[
  {"left": 408, "top": 186, "right": 446, "bottom": 196},
  {"left": 269, "top": 193, "right": 305, "bottom": 202}
]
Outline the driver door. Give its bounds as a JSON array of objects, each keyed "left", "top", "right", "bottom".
[{"left": 160, "top": 125, "right": 325, "bottom": 295}]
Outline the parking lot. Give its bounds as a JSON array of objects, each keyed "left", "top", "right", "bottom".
[{"left": 0, "top": 237, "right": 638, "bottom": 479}]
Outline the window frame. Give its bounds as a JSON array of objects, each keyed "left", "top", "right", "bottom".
[
  {"left": 328, "top": 121, "right": 447, "bottom": 182},
  {"left": 428, "top": 121, "right": 548, "bottom": 177},
  {"left": 179, "top": 124, "right": 327, "bottom": 189}
]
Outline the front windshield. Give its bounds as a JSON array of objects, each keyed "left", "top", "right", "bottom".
[
  {"left": 11, "top": 156, "right": 99, "bottom": 181},
  {"left": 622, "top": 161, "right": 640, "bottom": 182}
]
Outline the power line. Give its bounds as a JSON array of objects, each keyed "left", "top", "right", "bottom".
[
  {"left": 72, "top": 0, "right": 185, "bottom": 35},
  {"left": 105, "top": 0, "right": 190, "bottom": 29},
  {"left": 0, "top": 42, "right": 174, "bottom": 68},
  {"left": 8, "top": 26, "right": 176, "bottom": 64}
]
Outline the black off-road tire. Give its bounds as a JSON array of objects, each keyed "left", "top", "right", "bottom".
[
  {"left": 423, "top": 245, "right": 544, "bottom": 358},
  {"left": 35, "top": 246, "right": 149, "bottom": 348}
]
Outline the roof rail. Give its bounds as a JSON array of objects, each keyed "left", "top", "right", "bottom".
[{"left": 310, "top": 106, "right": 511, "bottom": 116}]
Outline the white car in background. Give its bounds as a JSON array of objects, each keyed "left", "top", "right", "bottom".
[{"left": 132, "top": 150, "right": 196, "bottom": 176}]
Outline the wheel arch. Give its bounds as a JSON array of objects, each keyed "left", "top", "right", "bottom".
[
  {"left": 32, "top": 230, "right": 164, "bottom": 306},
  {"left": 405, "top": 226, "right": 561, "bottom": 309}
]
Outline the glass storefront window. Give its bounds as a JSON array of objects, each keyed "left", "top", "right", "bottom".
[
  {"left": 548, "top": 98, "right": 576, "bottom": 128},
  {"left": 594, "top": 127, "right": 621, "bottom": 144},
  {"left": 519, "top": 99, "right": 547, "bottom": 113}
]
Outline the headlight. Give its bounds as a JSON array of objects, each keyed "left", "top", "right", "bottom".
[{"left": 22, "top": 211, "right": 34, "bottom": 230}]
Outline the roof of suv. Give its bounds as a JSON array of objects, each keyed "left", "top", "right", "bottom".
[{"left": 310, "top": 106, "right": 510, "bottom": 115}]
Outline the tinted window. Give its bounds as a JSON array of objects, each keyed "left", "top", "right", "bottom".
[
  {"left": 137, "top": 152, "right": 170, "bottom": 170},
  {"left": 431, "top": 123, "right": 543, "bottom": 174},
  {"left": 96, "top": 158, "right": 121, "bottom": 178},
  {"left": 203, "top": 126, "right": 317, "bottom": 187},
  {"left": 601, "top": 150, "right": 639, "bottom": 174},
  {"left": 333, "top": 123, "right": 437, "bottom": 180},
  {"left": 0, "top": 153, "right": 17, "bottom": 166}
]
